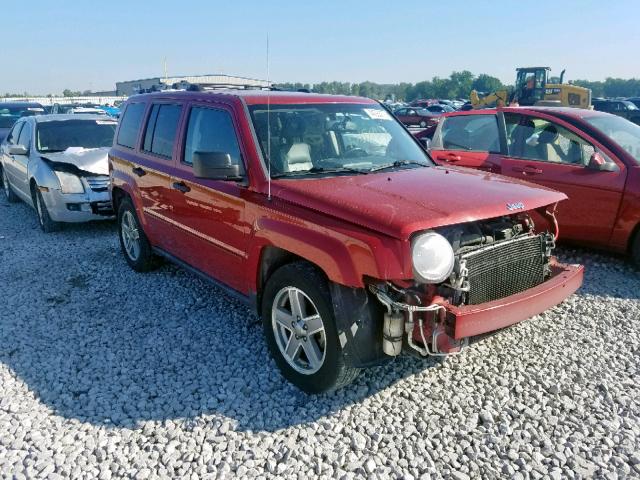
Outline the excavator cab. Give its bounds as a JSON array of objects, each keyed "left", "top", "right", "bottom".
[{"left": 513, "top": 67, "right": 550, "bottom": 105}]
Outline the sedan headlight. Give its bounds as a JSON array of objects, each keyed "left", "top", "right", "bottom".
[
  {"left": 411, "top": 231, "right": 455, "bottom": 283},
  {"left": 54, "top": 171, "right": 84, "bottom": 194}
]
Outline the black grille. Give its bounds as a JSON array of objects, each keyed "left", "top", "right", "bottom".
[
  {"left": 462, "top": 235, "right": 546, "bottom": 305},
  {"left": 91, "top": 201, "right": 114, "bottom": 216}
]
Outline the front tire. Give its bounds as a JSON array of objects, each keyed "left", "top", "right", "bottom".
[
  {"left": 34, "top": 188, "right": 61, "bottom": 233},
  {"left": 117, "top": 197, "right": 160, "bottom": 272},
  {"left": 261, "top": 262, "right": 359, "bottom": 393},
  {"left": 2, "top": 168, "right": 19, "bottom": 203}
]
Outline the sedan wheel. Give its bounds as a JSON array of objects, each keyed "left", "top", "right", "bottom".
[
  {"left": 420, "top": 120, "right": 427, "bottom": 127},
  {"left": 34, "top": 188, "right": 61, "bottom": 232},
  {"left": 272, "top": 286, "right": 327, "bottom": 374},
  {"left": 2, "top": 168, "right": 18, "bottom": 203}
]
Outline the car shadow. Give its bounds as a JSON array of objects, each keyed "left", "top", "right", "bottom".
[{"left": 0, "top": 214, "right": 444, "bottom": 432}]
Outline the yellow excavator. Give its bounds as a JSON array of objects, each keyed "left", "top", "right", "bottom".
[{"left": 470, "top": 67, "right": 592, "bottom": 109}]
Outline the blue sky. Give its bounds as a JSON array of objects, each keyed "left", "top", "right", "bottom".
[{"left": 3, "top": 0, "right": 639, "bottom": 94}]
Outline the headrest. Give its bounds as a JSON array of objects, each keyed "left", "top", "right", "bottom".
[{"left": 538, "top": 124, "right": 559, "bottom": 144}]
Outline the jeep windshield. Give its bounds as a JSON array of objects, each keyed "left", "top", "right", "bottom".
[{"left": 248, "top": 103, "right": 432, "bottom": 177}]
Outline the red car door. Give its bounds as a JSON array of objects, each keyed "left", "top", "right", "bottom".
[
  {"left": 500, "top": 112, "right": 627, "bottom": 245},
  {"left": 430, "top": 113, "right": 505, "bottom": 172},
  {"left": 167, "top": 103, "right": 250, "bottom": 293}
]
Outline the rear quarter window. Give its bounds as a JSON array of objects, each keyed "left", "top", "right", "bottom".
[
  {"left": 142, "top": 104, "right": 182, "bottom": 159},
  {"left": 117, "top": 103, "right": 146, "bottom": 149}
]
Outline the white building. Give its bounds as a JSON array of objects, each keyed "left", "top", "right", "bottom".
[{"left": 116, "top": 74, "right": 270, "bottom": 96}]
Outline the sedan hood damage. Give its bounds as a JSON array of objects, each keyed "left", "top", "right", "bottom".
[
  {"left": 273, "top": 166, "right": 567, "bottom": 239},
  {"left": 41, "top": 147, "right": 110, "bottom": 176}
]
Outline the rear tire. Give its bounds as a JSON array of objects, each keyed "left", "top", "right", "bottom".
[
  {"left": 632, "top": 231, "right": 640, "bottom": 269},
  {"left": 117, "top": 197, "right": 160, "bottom": 272},
  {"left": 2, "top": 167, "right": 19, "bottom": 203},
  {"left": 261, "top": 262, "right": 360, "bottom": 393},
  {"left": 34, "top": 188, "right": 61, "bottom": 233},
  {"left": 419, "top": 120, "right": 427, "bottom": 128}
]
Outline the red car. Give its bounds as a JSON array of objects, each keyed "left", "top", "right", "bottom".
[
  {"left": 426, "top": 107, "right": 640, "bottom": 266},
  {"left": 110, "top": 91, "right": 582, "bottom": 393},
  {"left": 393, "top": 107, "right": 439, "bottom": 128}
]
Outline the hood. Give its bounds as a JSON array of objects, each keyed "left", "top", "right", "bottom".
[
  {"left": 41, "top": 147, "right": 110, "bottom": 176},
  {"left": 272, "top": 166, "right": 567, "bottom": 239}
]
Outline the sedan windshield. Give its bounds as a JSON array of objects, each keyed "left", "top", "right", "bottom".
[
  {"left": 586, "top": 115, "right": 640, "bottom": 165},
  {"left": 248, "top": 103, "right": 432, "bottom": 177},
  {"left": 36, "top": 120, "right": 117, "bottom": 152}
]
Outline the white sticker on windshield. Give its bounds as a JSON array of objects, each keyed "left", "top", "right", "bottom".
[
  {"left": 363, "top": 108, "right": 392, "bottom": 121},
  {"left": 96, "top": 120, "right": 116, "bottom": 125}
]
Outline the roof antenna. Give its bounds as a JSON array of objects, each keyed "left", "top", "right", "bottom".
[{"left": 266, "top": 34, "right": 272, "bottom": 201}]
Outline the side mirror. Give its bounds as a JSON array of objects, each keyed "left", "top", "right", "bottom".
[
  {"left": 192, "top": 151, "right": 243, "bottom": 180},
  {"left": 9, "top": 144, "right": 28, "bottom": 155},
  {"left": 587, "top": 152, "right": 618, "bottom": 172}
]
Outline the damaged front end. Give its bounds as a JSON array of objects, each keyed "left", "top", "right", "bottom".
[{"left": 369, "top": 209, "right": 583, "bottom": 358}]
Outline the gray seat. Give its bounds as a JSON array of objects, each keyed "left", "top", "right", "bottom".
[{"left": 283, "top": 143, "right": 313, "bottom": 172}]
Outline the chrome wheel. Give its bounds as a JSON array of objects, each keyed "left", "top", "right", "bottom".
[
  {"left": 272, "top": 286, "right": 326, "bottom": 375},
  {"left": 121, "top": 210, "right": 141, "bottom": 261}
]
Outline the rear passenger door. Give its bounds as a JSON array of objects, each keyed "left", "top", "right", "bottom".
[
  {"left": 12, "top": 121, "right": 33, "bottom": 198},
  {"left": 167, "top": 103, "right": 249, "bottom": 292},
  {"left": 430, "top": 114, "right": 504, "bottom": 172}
]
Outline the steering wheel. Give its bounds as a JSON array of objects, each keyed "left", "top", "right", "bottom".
[{"left": 344, "top": 147, "right": 368, "bottom": 158}]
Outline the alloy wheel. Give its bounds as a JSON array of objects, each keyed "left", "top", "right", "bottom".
[
  {"left": 271, "top": 286, "right": 327, "bottom": 374},
  {"left": 35, "top": 192, "right": 44, "bottom": 225},
  {"left": 121, "top": 210, "right": 141, "bottom": 261}
]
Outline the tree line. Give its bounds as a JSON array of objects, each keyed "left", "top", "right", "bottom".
[
  {"left": 5, "top": 72, "right": 640, "bottom": 100},
  {"left": 276, "top": 71, "right": 640, "bottom": 101}
]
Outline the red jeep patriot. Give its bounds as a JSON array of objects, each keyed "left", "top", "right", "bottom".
[{"left": 109, "top": 90, "right": 583, "bottom": 393}]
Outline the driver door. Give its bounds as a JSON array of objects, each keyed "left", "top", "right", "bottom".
[{"left": 430, "top": 113, "right": 504, "bottom": 172}]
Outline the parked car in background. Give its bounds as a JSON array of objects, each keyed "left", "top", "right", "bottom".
[
  {"left": 1, "top": 114, "right": 117, "bottom": 231},
  {"left": 626, "top": 97, "right": 640, "bottom": 109},
  {"left": 0, "top": 102, "right": 45, "bottom": 140},
  {"left": 393, "top": 107, "right": 439, "bottom": 128},
  {"left": 66, "top": 106, "right": 109, "bottom": 116},
  {"left": 109, "top": 90, "right": 582, "bottom": 393},
  {"left": 424, "top": 104, "right": 455, "bottom": 114},
  {"left": 592, "top": 99, "right": 640, "bottom": 125},
  {"left": 427, "top": 107, "right": 640, "bottom": 266}
]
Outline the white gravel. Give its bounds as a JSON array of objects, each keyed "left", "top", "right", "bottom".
[{"left": 1, "top": 196, "right": 639, "bottom": 479}]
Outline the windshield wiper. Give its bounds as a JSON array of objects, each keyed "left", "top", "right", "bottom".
[
  {"left": 271, "top": 166, "right": 369, "bottom": 178},
  {"left": 369, "top": 160, "right": 430, "bottom": 172}
]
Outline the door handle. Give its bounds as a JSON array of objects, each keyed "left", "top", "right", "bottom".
[
  {"left": 513, "top": 165, "right": 543, "bottom": 175},
  {"left": 172, "top": 181, "right": 191, "bottom": 193},
  {"left": 132, "top": 167, "right": 146, "bottom": 177},
  {"left": 438, "top": 153, "right": 461, "bottom": 162}
]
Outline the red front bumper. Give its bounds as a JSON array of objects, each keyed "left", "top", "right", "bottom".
[{"left": 446, "top": 262, "right": 584, "bottom": 340}]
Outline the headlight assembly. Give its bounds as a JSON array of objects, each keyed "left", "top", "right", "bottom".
[
  {"left": 54, "top": 171, "right": 84, "bottom": 194},
  {"left": 411, "top": 231, "right": 455, "bottom": 284}
]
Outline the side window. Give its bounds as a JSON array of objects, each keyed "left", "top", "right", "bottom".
[
  {"left": 505, "top": 114, "right": 595, "bottom": 166},
  {"left": 183, "top": 107, "right": 243, "bottom": 172},
  {"left": 117, "top": 103, "right": 146, "bottom": 149},
  {"left": 436, "top": 115, "right": 500, "bottom": 152},
  {"left": 6, "top": 122, "right": 23, "bottom": 145},
  {"left": 142, "top": 104, "right": 182, "bottom": 158},
  {"left": 17, "top": 122, "right": 31, "bottom": 149}
]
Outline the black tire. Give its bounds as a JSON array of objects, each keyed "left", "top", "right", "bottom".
[
  {"left": 419, "top": 120, "right": 427, "bottom": 128},
  {"left": 261, "top": 262, "right": 360, "bottom": 393},
  {"left": 631, "top": 231, "right": 640, "bottom": 270},
  {"left": 34, "top": 188, "right": 61, "bottom": 233},
  {"left": 2, "top": 167, "right": 19, "bottom": 203},
  {"left": 117, "top": 197, "right": 160, "bottom": 272}
]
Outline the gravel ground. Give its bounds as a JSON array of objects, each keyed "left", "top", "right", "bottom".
[{"left": 0, "top": 196, "right": 639, "bottom": 480}]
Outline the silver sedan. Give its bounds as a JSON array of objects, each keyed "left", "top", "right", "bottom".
[{"left": 0, "top": 114, "right": 117, "bottom": 232}]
